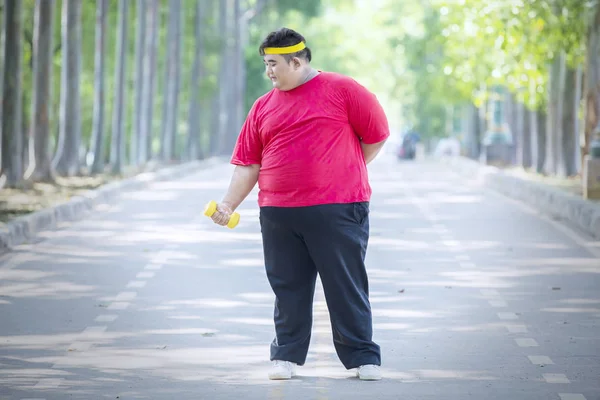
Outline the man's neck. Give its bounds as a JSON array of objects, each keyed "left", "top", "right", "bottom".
[{"left": 291, "top": 67, "right": 317, "bottom": 89}]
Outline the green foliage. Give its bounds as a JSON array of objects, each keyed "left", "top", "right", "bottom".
[
  {"left": 13, "top": 0, "right": 595, "bottom": 164},
  {"left": 275, "top": 0, "right": 322, "bottom": 18},
  {"left": 428, "top": 0, "right": 589, "bottom": 111}
]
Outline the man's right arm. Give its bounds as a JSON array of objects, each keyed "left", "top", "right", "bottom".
[
  {"left": 221, "top": 164, "right": 260, "bottom": 211},
  {"left": 210, "top": 97, "right": 263, "bottom": 226}
]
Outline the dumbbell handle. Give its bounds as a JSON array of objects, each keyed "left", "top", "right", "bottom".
[{"left": 203, "top": 200, "right": 240, "bottom": 229}]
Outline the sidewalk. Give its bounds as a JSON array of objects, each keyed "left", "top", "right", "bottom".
[
  {"left": 440, "top": 155, "right": 600, "bottom": 239},
  {"left": 0, "top": 157, "right": 225, "bottom": 252}
]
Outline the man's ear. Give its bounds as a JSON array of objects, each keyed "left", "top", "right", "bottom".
[{"left": 292, "top": 57, "right": 301, "bottom": 69}]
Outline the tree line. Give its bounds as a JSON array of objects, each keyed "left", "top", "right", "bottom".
[
  {"left": 402, "top": 0, "right": 599, "bottom": 178},
  {"left": 0, "top": 0, "right": 320, "bottom": 189}
]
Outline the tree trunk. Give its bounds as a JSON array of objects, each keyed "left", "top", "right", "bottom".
[
  {"left": 233, "top": 0, "right": 243, "bottom": 134},
  {"left": 462, "top": 103, "right": 477, "bottom": 159},
  {"left": 216, "top": 0, "right": 229, "bottom": 155},
  {"left": 505, "top": 92, "right": 516, "bottom": 164},
  {"left": 209, "top": 94, "right": 220, "bottom": 155},
  {"left": 575, "top": 65, "right": 583, "bottom": 173},
  {"left": 160, "top": 0, "right": 182, "bottom": 162},
  {"left": 110, "top": 0, "right": 129, "bottom": 174},
  {"left": 1, "top": 0, "right": 23, "bottom": 187},
  {"left": 0, "top": 0, "right": 6, "bottom": 132},
  {"left": 138, "top": 0, "right": 158, "bottom": 164},
  {"left": 160, "top": 1, "right": 175, "bottom": 161},
  {"left": 534, "top": 109, "right": 547, "bottom": 174},
  {"left": 26, "top": 0, "right": 55, "bottom": 182},
  {"left": 514, "top": 101, "right": 525, "bottom": 168},
  {"left": 187, "top": 0, "right": 206, "bottom": 160},
  {"left": 583, "top": 2, "right": 600, "bottom": 159},
  {"left": 544, "top": 55, "right": 564, "bottom": 176},
  {"left": 90, "top": 0, "right": 108, "bottom": 174},
  {"left": 476, "top": 102, "right": 486, "bottom": 160},
  {"left": 171, "top": 0, "right": 182, "bottom": 160},
  {"left": 130, "top": 0, "right": 146, "bottom": 166},
  {"left": 561, "top": 67, "right": 579, "bottom": 177},
  {"left": 239, "top": 8, "right": 249, "bottom": 134},
  {"left": 521, "top": 103, "right": 532, "bottom": 169},
  {"left": 52, "top": 0, "right": 82, "bottom": 177}
]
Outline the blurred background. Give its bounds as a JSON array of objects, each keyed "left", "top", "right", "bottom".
[{"left": 0, "top": 0, "right": 598, "bottom": 216}]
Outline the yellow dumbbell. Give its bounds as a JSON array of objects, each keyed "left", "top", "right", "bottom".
[{"left": 203, "top": 200, "right": 240, "bottom": 229}]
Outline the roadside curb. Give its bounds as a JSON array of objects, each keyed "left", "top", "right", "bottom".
[
  {"left": 0, "top": 157, "right": 225, "bottom": 253},
  {"left": 440, "top": 156, "right": 600, "bottom": 239}
]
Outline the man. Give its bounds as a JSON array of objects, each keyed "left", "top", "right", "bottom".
[{"left": 210, "top": 27, "right": 389, "bottom": 381}]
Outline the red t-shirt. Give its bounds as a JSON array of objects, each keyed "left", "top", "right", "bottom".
[{"left": 230, "top": 71, "right": 390, "bottom": 207}]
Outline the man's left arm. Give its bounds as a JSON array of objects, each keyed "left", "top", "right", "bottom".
[
  {"left": 360, "top": 141, "right": 386, "bottom": 164},
  {"left": 345, "top": 80, "right": 390, "bottom": 164}
]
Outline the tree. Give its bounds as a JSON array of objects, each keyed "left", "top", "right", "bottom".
[
  {"left": 1, "top": 0, "right": 24, "bottom": 188},
  {"left": 90, "top": 0, "right": 108, "bottom": 174},
  {"left": 25, "top": 0, "right": 55, "bottom": 182},
  {"left": 160, "top": 0, "right": 182, "bottom": 161},
  {"left": 186, "top": 0, "right": 207, "bottom": 160},
  {"left": 109, "top": 0, "right": 129, "bottom": 174},
  {"left": 52, "top": 0, "right": 82, "bottom": 177},
  {"left": 584, "top": 2, "right": 600, "bottom": 162}
]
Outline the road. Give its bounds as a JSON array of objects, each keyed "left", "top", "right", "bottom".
[{"left": 1, "top": 155, "right": 599, "bottom": 400}]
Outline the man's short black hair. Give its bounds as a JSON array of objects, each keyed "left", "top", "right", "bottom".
[{"left": 259, "top": 27, "right": 312, "bottom": 63}]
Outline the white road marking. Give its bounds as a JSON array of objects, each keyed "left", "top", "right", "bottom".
[
  {"left": 107, "top": 301, "right": 130, "bottom": 310},
  {"left": 489, "top": 300, "right": 508, "bottom": 307},
  {"left": 481, "top": 289, "right": 499, "bottom": 296},
  {"left": 115, "top": 292, "right": 137, "bottom": 301},
  {"left": 559, "top": 394, "right": 587, "bottom": 400},
  {"left": 543, "top": 373, "right": 570, "bottom": 384},
  {"left": 81, "top": 326, "right": 107, "bottom": 335},
  {"left": 152, "top": 252, "right": 170, "bottom": 264},
  {"left": 498, "top": 312, "right": 518, "bottom": 320},
  {"left": 137, "top": 271, "right": 155, "bottom": 279},
  {"left": 441, "top": 240, "right": 462, "bottom": 251},
  {"left": 515, "top": 338, "right": 539, "bottom": 347},
  {"left": 144, "top": 264, "right": 162, "bottom": 270},
  {"left": 127, "top": 280, "right": 147, "bottom": 288},
  {"left": 506, "top": 325, "right": 528, "bottom": 333},
  {"left": 528, "top": 356, "right": 554, "bottom": 365},
  {"left": 460, "top": 262, "right": 477, "bottom": 268},
  {"left": 34, "top": 379, "right": 63, "bottom": 389},
  {"left": 95, "top": 314, "right": 118, "bottom": 322}
]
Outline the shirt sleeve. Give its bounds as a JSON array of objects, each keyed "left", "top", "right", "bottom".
[
  {"left": 230, "top": 100, "right": 263, "bottom": 166},
  {"left": 344, "top": 79, "right": 390, "bottom": 144}
]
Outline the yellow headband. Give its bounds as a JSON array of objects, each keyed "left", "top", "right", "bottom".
[{"left": 263, "top": 42, "right": 306, "bottom": 55}]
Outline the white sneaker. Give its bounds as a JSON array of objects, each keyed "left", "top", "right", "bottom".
[
  {"left": 356, "top": 364, "right": 382, "bottom": 380},
  {"left": 268, "top": 360, "right": 297, "bottom": 380}
]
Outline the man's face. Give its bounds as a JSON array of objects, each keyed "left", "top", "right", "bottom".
[{"left": 263, "top": 54, "right": 297, "bottom": 91}]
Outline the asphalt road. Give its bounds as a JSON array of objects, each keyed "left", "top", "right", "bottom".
[{"left": 1, "top": 155, "right": 599, "bottom": 400}]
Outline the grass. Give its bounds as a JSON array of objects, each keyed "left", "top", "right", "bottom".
[
  {"left": 503, "top": 166, "right": 583, "bottom": 197},
  {"left": 0, "top": 162, "right": 163, "bottom": 225}
]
